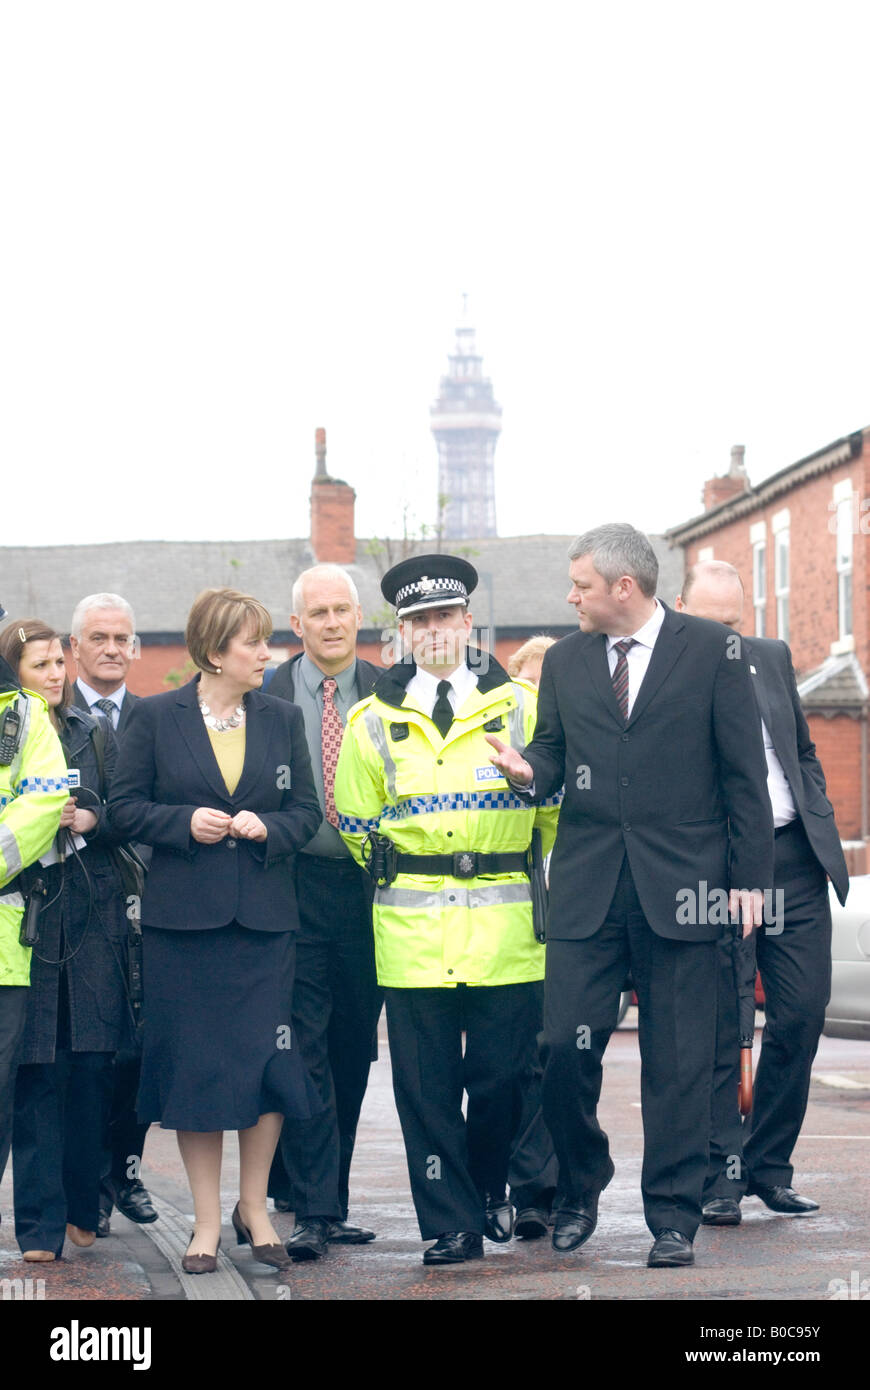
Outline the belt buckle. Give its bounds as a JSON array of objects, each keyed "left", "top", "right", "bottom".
[{"left": 452, "top": 852, "right": 478, "bottom": 879}]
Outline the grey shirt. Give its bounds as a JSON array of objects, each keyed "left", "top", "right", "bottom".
[{"left": 294, "top": 654, "right": 361, "bottom": 859}]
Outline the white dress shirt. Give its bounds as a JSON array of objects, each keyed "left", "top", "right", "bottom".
[
  {"left": 758, "top": 713, "right": 797, "bottom": 828},
  {"left": 406, "top": 662, "right": 479, "bottom": 718}
]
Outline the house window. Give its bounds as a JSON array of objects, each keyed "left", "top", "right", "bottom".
[
  {"left": 774, "top": 529, "right": 789, "bottom": 644},
  {"left": 836, "top": 497, "right": 853, "bottom": 640},
  {"left": 752, "top": 539, "right": 766, "bottom": 637}
]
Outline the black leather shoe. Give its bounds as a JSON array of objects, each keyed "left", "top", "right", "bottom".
[
  {"left": 273, "top": 1197, "right": 293, "bottom": 1213},
  {"left": 112, "top": 1179, "right": 158, "bottom": 1224},
  {"left": 648, "top": 1229, "right": 694, "bottom": 1267},
  {"left": 327, "top": 1220, "right": 376, "bottom": 1244},
  {"left": 285, "top": 1217, "right": 330, "bottom": 1260},
  {"left": 484, "top": 1199, "right": 514, "bottom": 1243},
  {"left": 515, "top": 1207, "right": 550, "bottom": 1240},
  {"left": 552, "top": 1202, "right": 598, "bottom": 1252},
  {"left": 422, "top": 1232, "right": 484, "bottom": 1266},
  {"left": 96, "top": 1193, "right": 113, "bottom": 1238},
  {"left": 746, "top": 1182, "right": 819, "bottom": 1214},
  {"left": 701, "top": 1198, "right": 742, "bottom": 1226}
]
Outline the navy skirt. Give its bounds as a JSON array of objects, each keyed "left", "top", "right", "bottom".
[{"left": 138, "top": 923, "right": 320, "bottom": 1132}]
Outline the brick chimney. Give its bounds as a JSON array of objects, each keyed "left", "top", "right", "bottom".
[
  {"left": 702, "top": 444, "right": 749, "bottom": 511},
  {"left": 310, "top": 428, "right": 356, "bottom": 563}
]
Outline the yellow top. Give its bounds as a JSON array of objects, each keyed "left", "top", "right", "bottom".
[{"left": 207, "top": 724, "right": 246, "bottom": 796}]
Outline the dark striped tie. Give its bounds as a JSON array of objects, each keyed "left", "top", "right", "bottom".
[
  {"left": 95, "top": 698, "right": 117, "bottom": 730},
  {"left": 611, "top": 639, "right": 635, "bottom": 720}
]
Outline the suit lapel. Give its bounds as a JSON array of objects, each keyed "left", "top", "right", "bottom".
[
  {"left": 117, "top": 691, "right": 137, "bottom": 738},
  {"left": 171, "top": 680, "right": 231, "bottom": 804},
  {"left": 626, "top": 605, "right": 688, "bottom": 727},
  {"left": 232, "top": 693, "right": 273, "bottom": 804},
  {"left": 743, "top": 639, "right": 774, "bottom": 734},
  {"left": 582, "top": 634, "right": 626, "bottom": 727}
]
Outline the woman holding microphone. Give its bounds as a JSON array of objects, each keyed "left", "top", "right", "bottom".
[{"left": 109, "top": 588, "right": 322, "bottom": 1273}]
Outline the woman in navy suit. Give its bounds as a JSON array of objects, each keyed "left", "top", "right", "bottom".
[{"left": 109, "top": 588, "right": 322, "bottom": 1273}]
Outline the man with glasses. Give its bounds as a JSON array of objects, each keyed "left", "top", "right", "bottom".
[{"left": 70, "top": 593, "right": 156, "bottom": 1236}]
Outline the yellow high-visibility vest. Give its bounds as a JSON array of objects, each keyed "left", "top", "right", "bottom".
[
  {"left": 0, "top": 690, "right": 68, "bottom": 985},
  {"left": 335, "top": 670, "right": 560, "bottom": 989}
]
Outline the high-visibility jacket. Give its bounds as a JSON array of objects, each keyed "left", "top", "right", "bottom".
[
  {"left": 335, "top": 658, "right": 560, "bottom": 989},
  {"left": 0, "top": 687, "right": 68, "bottom": 985}
]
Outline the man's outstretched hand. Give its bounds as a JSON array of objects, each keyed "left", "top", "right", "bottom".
[{"left": 485, "top": 735, "right": 533, "bottom": 786}]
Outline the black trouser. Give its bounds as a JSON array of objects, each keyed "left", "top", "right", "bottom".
[
  {"left": 385, "top": 981, "right": 542, "bottom": 1240},
  {"left": 506, "top": 980, "right": 559, "bottom": 1210},
  {"left": 101, "top": 1050, "right": 150, "bottom": 1199},
  {"left": 272, "top": 855, "right": 381, "bottom": 1221},
  {"left": 706, "top": 819, "right": 832, "bottom": 1196},
  {"left": 0, "top": 985, "right": 29, "bottom": 1188},
  {"left": 13, "top": 1050, "right": 113, "bottom": 1255},
  {"left": 542, "top": 858, "right": 718, "bottom": 1240}
]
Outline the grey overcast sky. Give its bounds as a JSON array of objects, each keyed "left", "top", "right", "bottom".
[{"left": 4, "top": 1, "right": 869, "bottom": 549}]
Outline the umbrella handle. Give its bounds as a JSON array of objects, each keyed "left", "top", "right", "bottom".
[{"left": 738, "top": 1046, "right": 753, "bottom": 1115}]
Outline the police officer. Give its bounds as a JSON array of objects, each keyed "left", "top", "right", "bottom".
[
  {"left": 0, "top": 605, "right": 69, "bottom": 1194},
  {"left": 334, "top": 556, "right": 559, "bottom": 1265}
]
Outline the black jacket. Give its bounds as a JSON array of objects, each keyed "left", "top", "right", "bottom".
[
  {"left": 21, "top": 705, "right": 131, "bottom": 1064},
  {"left": 744, "top": 636, "right": 849, "bottom": 905},
  {"left": 108, "top": 677, "right": 322, "bottom": 932},
  {"left": 73, "top": 682, "right": 141, "bottom": 740},
  {"left": 524, "top": 604, "right": 775, "bottom": 941}
]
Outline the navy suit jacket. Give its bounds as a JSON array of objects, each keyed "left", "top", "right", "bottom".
[
  {"left": 745, "top": 636, "right": 849, "bottom": 905},
  {"left": 524, "top": 603, "right": 775, "bottom": 941},
  {"left": 108, "top": 677, "right": 321, "bottom": 931}
]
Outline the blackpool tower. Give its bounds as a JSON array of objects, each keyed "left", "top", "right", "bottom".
[{"left": 430, "top": 311, "right": 502, "bottom": 539}]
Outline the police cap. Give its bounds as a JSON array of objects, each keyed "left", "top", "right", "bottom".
[{"left": 381, "top": 554, "right": 478, "bottom": 618}]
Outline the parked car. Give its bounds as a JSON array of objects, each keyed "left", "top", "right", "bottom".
[{"left": 824, "top": 875, "right": 870, "bottom": 1041}]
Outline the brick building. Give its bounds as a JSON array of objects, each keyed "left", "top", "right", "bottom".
[{"left": 667, "top": 428, "right": 870, "bottom": 871}]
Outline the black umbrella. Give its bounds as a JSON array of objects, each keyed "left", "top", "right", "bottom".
[{"left": 731, "top": 921, "right": 758, "bottom": 1115}]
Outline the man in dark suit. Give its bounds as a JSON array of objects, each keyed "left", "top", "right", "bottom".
[
  {"left": 488, "top": 524, "right": 774, "bottom": 1267},
  {"left": 69, "top": 592, "right": 156, "bottom": 1235},
  {"left": 676, "top": 560, "right": 849, "bottom": 1222},
  {"left": 266, "top": 565, "right": 382, "bottom": 1260}
]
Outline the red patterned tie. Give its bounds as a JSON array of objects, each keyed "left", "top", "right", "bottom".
[
  {"left": 321, "top": 677, "right": 343, "bottom": 827},
  {"left": 611, "top": 639, "right": 635, "bottom": 720}
]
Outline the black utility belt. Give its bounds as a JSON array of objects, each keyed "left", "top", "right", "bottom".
[
  {"left": 363, "top": 833, "right": 530, "bottom": 889},
  {"left": 395, "top": 851, "right": 528, "bottom": 879}
]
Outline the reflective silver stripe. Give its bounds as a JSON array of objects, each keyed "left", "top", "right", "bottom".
[
  {"left": 376, "top": 881, "right": 531, "bottom": 911},
  {"left": 507, "top": 684, "right": 527, "bottom": 750},
  {"left": 0, "top": 891, "right": 24, "bottom": 910},
  {"left": 364, "top": 707, "right": 398, "bottom": 800},
  {"left": 0, "top": 824, "right": 23, "bottom": 879},
  {"left": 7, "top": 693, "right": 33, "bottom": 790}
]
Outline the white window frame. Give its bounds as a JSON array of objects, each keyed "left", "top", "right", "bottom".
[
  {"left": 752, "top": 539, "right": 766, "bottom": 637},
  {"left": 774, "top": 529, "right": 789, "bottom": 644},
  {"left": 836, "top": 496, "right": 853, "bottom": 642},
  {"left": 749, "top": 521, "right": 766, "bottom": 638}
]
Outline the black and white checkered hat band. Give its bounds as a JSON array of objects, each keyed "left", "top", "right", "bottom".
[{"left": 395, "top": 576, "right": 468, "bottom": 615}]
